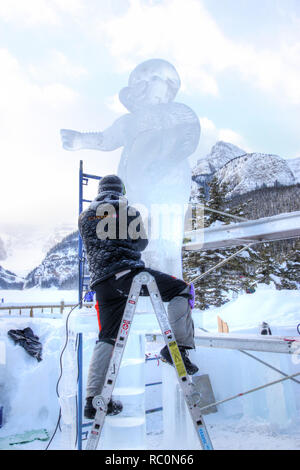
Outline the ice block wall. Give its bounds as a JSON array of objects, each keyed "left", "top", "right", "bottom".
[
  {"left": 188, "top": 347, "right": 298, "bottom": 430},
  {"left": 161, "top": 362, "right": 200, "bottom": 450},
  {"left": 100, "top": 330, "right": 146, "bottom": 450},
  {"left": 59, "top": 307, "right": 146, "bottom": 450},
  {"left": 58, "top": 308, "right": 98, "bottom": 449}
]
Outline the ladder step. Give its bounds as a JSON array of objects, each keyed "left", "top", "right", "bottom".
[
  {"left": 85, "top": 271, "right": 214, "bottom": 451},
  {"left": 82, "top": 172, "right": 101, "bottom": 181}
]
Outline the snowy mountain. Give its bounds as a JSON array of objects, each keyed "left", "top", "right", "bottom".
[
  {"left": 24, "top": 232, "right": 78, "bottom": 289},
  {"left": 0, "top": 223, "right": 77, "bottom": 279},
  {"left": 193, "top": 141, "right": 246, "bottom": 177},
  {"left": 0, "top": 237, "right": 7, "bottom": 261},
  {"left": 192, "top": 141, "right": 298, "bottom": 199},
  {"left": 0, "top": 265, "right": 24, "bottom": 289},
  {"left": 287, "top": 157, "right": 300, "bottom": 184},
  {"left": 216, "top": 152, "right": 295, "bottom": 199},
  {"left": 192, "top": 142, "right": 247, "bottom": 198}
]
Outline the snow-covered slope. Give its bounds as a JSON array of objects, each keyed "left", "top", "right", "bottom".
[
  {"left": 192, "top": 141, "right": 299, "bottom": 199},
  {"left": 0, "top": 265, "right": 24, "bottom": 290},
  {"left": 287, "top": 157, "right": 300, "bottom": 184},
  {"left": 0, "top": 238, "right": 7, "bottom": 261},
  {"left": 216, "top": 153, "right": 296, "bottom": 198},
  {"left": 0, "top": 224, "right": 77, "bottom": 279},
  {"left": 24, "top": 232, "right": 78, "bottom": 289},
  {"left": 193, "top": 141, "right": 246, "bottom": 177}
]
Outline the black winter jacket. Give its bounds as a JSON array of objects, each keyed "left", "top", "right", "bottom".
[{"left": 78, "top": 191, "right": 148, "bottom": 288}]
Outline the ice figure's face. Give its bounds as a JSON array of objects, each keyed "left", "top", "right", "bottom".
[{"left": 119, "top": 59, "right": 181, "bottom": 112}]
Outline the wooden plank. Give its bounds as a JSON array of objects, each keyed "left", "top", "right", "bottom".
[{"left": 217, "top": 316, "right": 229, "bottom": 333}]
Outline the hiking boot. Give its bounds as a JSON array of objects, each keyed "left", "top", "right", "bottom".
[
  {"left": 107, "top": 399, "right": 123, "bottom": 416},
  {"left": 84, "top": 397, "right": 123, "bottom": 420},
  {"left": 160, "top": 345, "right": 199, "bottom": 375}
]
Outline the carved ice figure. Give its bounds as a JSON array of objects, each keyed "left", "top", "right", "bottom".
[{"left": 61, "top": 59, "right": 200, "bottom": 277}]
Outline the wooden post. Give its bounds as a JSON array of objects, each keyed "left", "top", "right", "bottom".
[
  {"left": 217, "top": 315, "right": 229, "bottom": 333},
  {"left": 60, "top": 301, "right": 65, "bottom": 314},
  {"left": 30, "top": 307, "right": 34, "bottom": 318},
  {"left": 19, "top": 309, "right": 21, "bottom": 316}
]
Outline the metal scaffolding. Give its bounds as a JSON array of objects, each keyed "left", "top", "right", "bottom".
[
  {"left": 146, "top": 331, "right": 300, "bottom": 355},
  {"left": 78, "top": 160, "right": 101, "bottom": 305},
  {"left": 184, "top": 210, "right": 300, "bottom": 251}
]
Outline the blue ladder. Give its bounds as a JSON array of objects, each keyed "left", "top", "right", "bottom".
[{"left": 78, "top": 160, "right": 102, "bottom": 306}]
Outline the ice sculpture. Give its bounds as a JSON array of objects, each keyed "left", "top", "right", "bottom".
[{"left": 61, "top": 59, "right": 200, "bottom": 277}]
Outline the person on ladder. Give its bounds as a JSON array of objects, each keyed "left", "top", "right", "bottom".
[{"left": 79, "top": 175, "right": 198, "bottom": 420}]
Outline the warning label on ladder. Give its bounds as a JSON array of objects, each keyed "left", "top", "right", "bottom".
[{"left": 168, "top": 341, "right": 186, "bottom": 378}]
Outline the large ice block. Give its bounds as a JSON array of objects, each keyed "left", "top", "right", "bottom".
[
  {"left": 58, "top": 307, "right": 98, "bottom": 449},
  {"left": 100, "top": 330, "right": 146, "bottom": 450},
  {"left": 59, "top": 307, "right": 147, "bottom": 450},
  {"left": 189, "top": 346, "right": 298, "bottom": 429},
  {"left": 161, "top": 363, "right": 200, "bottom": 450}
]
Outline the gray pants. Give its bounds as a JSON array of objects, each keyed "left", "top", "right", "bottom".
[{"left": 86, "top": 286, "right": 194, "bottom": 398}]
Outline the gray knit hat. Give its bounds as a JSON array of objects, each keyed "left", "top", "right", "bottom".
[{"left": 98, "top": 175, "right": 125, "bottom": 195}]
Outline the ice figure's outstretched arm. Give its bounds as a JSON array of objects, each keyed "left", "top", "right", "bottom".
[{"left": 60, "top": 115, "right": 127, "bottom": 152}]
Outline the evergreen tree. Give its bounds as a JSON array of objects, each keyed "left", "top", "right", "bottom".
[
  {"left": 205, "top": 176, "right": 229, "bottom": 225},
  {"left": 183, "top": 179, "right": 300, "bottom": 310},
  {"left": 183, "top": 178, "right": 246, "bottom": 309}
]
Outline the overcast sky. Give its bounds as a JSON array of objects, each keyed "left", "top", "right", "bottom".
[{"left": 0, "top": 0, "right": 300, "bottom": 274}]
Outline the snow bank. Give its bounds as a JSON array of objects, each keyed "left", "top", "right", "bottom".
[
  {"left": 195, "top": 287, "right": 300, "bottom": 334},
  {"left": 0, "top": 288, "right": 77, "bottom": 306},
  {"left": 0, "top": 317, "right": 63, "bottom": 441}
]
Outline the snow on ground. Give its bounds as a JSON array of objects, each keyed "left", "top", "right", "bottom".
[
  {"left": 0, "top": 288, "right": 77, "bottom": 307},
  {"left": 0, "top": 286, "right": 299, "bottom": 450},
  {"left": 196, "top": 284, "right": 300, "bottom": 334},
  {"left": 147, "top": 414, "right": 300, "bottom": 451}
]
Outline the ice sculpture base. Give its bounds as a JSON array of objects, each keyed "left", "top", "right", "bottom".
[
  {"left": 99, "top": 331, "right": 146, "bottom": 450},
  {"left": 161, "top": 363, "right": 200, "bottom": 450}
]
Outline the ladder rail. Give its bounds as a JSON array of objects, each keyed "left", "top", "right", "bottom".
[
  {"left": 85, "top": 272, "right": 214, "bottom": 451},
  {"left": 147, "top": 275, "right": 213, "bottom": 450}
]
